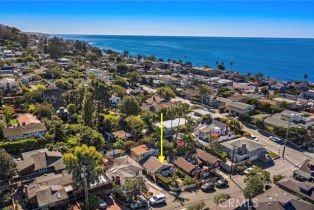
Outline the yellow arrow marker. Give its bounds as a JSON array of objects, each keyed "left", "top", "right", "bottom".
[{"left": 158, "top": 112, "right": 165, "bottom": 163}]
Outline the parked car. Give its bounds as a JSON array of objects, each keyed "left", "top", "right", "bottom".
[
  {"left": 130, "top": 197, "right": 149, "bottom": 209},
  {"left": 201, "top": 182, "right": 215, "bottom": 192},
  {"left": 215, "top": 178, "right": 228, "bottom": 188},
  {"left": 99, "top": 199, "right": 107, "bottom": 209},
  {"left": 269, "top": 136, "right": 282, "bottom": 143},
  {"left": 249, "top": 135, "right": 258, "bottom": 141},
  {"left": 149, "top": 194, "right": 166, "bottom": 205},
  {"left": 244, "top": 166, "right": 256, "bottom": 175}
]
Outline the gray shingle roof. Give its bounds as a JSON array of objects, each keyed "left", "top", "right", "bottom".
[
  {"left": 3, "top": 123, "right": 46, "bottom": 138},
  {"left": 221, "top": 137, "right": 264, "bottom": 152}
]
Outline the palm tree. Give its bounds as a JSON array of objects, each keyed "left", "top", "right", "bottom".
[
  {"left": 228, "top": 117, "right": 242, "bottom": 133},
  {"left": 304, "top": 73, "right": 308, "bottom": 83},
  {"left": 199, "top": 84, "right": 212, "bottom": 105}
]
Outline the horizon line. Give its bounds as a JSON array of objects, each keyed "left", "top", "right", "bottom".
[{"left": 48, "top": 32, "right": 314, "bottom": 39}]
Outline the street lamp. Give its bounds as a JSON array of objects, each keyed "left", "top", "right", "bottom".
[{"left": 282, "top": 118, "right": 291, "bottom": 159}]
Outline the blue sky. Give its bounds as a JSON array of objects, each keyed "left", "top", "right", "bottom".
[{"left": 1, "top": 0, "right": 314, "bottom": 37}]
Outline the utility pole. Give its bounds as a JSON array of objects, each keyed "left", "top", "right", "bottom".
[
  {"left": 229, "top": 145, "right": 236, "bottom": 179},
  {"left": 82, "top": 164, "right": 89, "bottom": 210},
  {"left": 282, "top": 118, "right": 291, "bottom": 159}
]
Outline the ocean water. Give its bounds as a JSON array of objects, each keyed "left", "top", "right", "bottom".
[{"left": 57, "top": 35, "right": 314, "bottom": 82}]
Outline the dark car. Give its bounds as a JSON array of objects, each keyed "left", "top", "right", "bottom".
[
  {"left": 201, "top": 182, "right": 215, "bottom": 192},
  {"left": 215, "top": 178, "right": 228, "bottom": 188},
  {"left": 130, "top": 197, "right": 149, "bottom": 209}
]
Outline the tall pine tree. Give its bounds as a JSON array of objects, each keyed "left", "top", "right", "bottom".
[
  {"left": 91, "top": 79, "right": 111, "bottom": 131},
  {"left": 82, "top": 90, "right": 94, "bottom": 127}
]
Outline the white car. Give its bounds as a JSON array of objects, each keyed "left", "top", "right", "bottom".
[
  {"left": 99, "top": 199, "right": 107, "bottom": 209},
  {"left": 149, "top": 194, "right": 166, "bottom": 205},
  {"left": 269, "top": 136, "right": 282, "bottom": 142},
  {"left": 249, "top": 135, "right": 258, "bottom": 141},
  {"left": 244, "top": 166, "right": 255, "bottom": 175}
]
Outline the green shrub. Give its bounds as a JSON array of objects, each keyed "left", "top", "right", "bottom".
[
  {"left": 267, "top": 151, "right": 280, "bottom": 159},
  {"left": 175, "top": 169, "right": 187, "bottom": 178},
  {"left": 183, "top": 175, "right": 195, "bottom": 186},
  {"left": 112, "top": 184, "right": 128, "bottom": 203},
  {"left": 0, "top": 138, "right": 44, "bottom": 153},
  {"left": 214, "top": 193, "right": 230, "bottom": 205},
  {"left": 155, "top": 173, "right": 172, "bottom": 185},
  {"left": 236, "top": 164, "right": 247, "bottom": 174},
  {"left": 205, "top": 147, "right": 227, "bottom": 161},
  {"left": 273, "top": 174, "right": 285, "bottom": 184}
]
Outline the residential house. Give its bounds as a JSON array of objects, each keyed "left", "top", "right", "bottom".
[
  {"left": 182, "top": 88, "right": 199, "bottom": 100},
  {"left": 130, "top": 145, "right": 156, "bottom": 162},
  {"left": 15, "top": 148, "right": 65, "bottom": 176},
  {"left": 195, "top": 149, "right": 220, "bottom": 171},
  {"left": 264, "top": 110, "right": 302, "bottom": 129},
  {"left": 273, "top": 97, "right": 298, "bottom": 109},
  {"left": 277, "top": 178, "right": 314, "bottom": 204},
  {"left": 110, "top": 95, "right": 121, "bottom": 107},
  {"left": 302, "top": 90, "right": 314, "bottom": 100},
  {"left": 129, "top": 88, "right": 145, "bottom": 96},
  {"left": 293, "top": 159, "right": 314, "bottom": 182},
  {"left": 144, "top": 95, "right": 164, "bottom": 105},
  {"left": 194, "top": 124, "right": 224, "bottom": 141},
  {"left": 238, "top": 185, "right": 314, "bottom": 210},
  {"left": 2, "top": 123, "right": 47, "bottom": 141},
  {"left": 112, "top": 130, "right": 132, "bottom": 141},
  {"left": 154, "top": 118, "right": 187, "bottom": 137},
  {"left": 174, "top": 157, "right": 196, "bottom": 176},
  {"left": 214, "top": 97, "right": 232, "bottom": 111},
  {"left": 106, "top": 155, "right": 143, "bottom": 185},
  {"left": 192, "top": 67, "right": 221, "bottom": 77},
  {"left": 58, "top": 57, "right": 71, "bottom": 65},
  {"left": 43, "top": 89, "right": 65, "bottom": 108},
  {"left": 188, "top": 108, "right": 211, "bottom": 120},
  {"left": 258, "top": 98, "right": 279, "bottom": 107},
  {"left": 17, "top": 113, "right": 41, "bottom": 126},
  {"left": 211, "top": 78, "right": 233, "bottom": 88},
  {"left": 0, "top": 77, "right": 19, "bottom": 93},
  {"left": 280, "top": 110, "right": 302, "bottom": 122},
  {"left": 150, "top": 102, "right": 177, "bottom": 112},
  {"left": 212, "top": 119, "right": 229, "bottom": 135},
  {"left": 227, "top": 101, "right": 254, "bottom": 116},
  {"left": 233, "top": 82, "right": 256, "bottom": 93},
  {"left": 143, "top": 156, "right": 174, "bottom": 180},
  {"left": 0, "top": 66, "right": 16, "bottom": 76},
  {"left": 264, "top": 113, "right": 298, "bottom": 129},
  {"left": 26, "top": 171, "right": 73, "bottom": 209},
  {"left": 26, "top": 171, "right": 112, "bottom": 209},
  {"left": 219, "top": 137, "right": 266, "bottom": 164}
]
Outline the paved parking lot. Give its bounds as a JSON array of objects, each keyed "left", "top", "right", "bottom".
[{"left": 146, "top": 172, "right": 244, "bottom": 210}]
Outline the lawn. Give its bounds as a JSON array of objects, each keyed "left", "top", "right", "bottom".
[
  {"left": 9, "top": 119, "right": 18, "bottom": 125},
  {"left": 267, "top": 151, "right": 280, "bottom": 159}
]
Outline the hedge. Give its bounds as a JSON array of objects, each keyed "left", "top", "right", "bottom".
[
  {"left": 155, "top": 173, "right": 172, "bottom": 185},
  {"left": 205, "top": 147, "right": 227, "bottom": 161},
  {"left": 0, "top": 138, "right": 44, "bottom": 153}
]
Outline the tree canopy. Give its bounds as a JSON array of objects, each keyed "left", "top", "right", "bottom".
[
  {"left": 0, "top": 149, "right": 16, "bottom": 180},
  {"left": 63, "top": 144, "right": 104, "bottom": 189},
  {"left": 119, "top": 96, "right": 141, "bottom": 116}
]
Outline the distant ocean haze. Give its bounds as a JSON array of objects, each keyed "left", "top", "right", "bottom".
[{"left": 56, "top": 35, "right": 314, "bottom": 82}]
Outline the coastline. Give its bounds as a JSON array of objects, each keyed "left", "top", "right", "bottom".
[{"left": 55, "top": 34, "right": 314, "bottom": 82}]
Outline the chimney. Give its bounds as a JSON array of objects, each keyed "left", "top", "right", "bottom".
[{"left": 241, "top": 143, "right": 247, "bottom": 154}]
